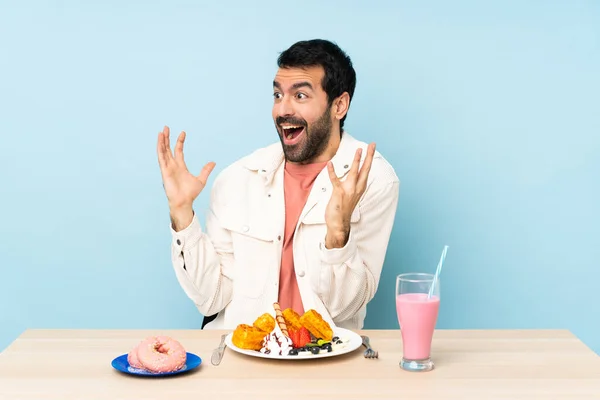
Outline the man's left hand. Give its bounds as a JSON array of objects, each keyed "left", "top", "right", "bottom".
[{"left": 324, "top": 143, "right": 376, "bottom": 249}]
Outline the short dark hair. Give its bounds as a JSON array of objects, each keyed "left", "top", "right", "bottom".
[{"left": 277, "top": 39, "right": 356, "bottom": 130}]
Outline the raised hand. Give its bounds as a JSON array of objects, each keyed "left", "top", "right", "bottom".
[
  {"left": 157, "top": 126, "right": 216, "bottom": 230},
  {"left": 324, "top": 143, "right": 376, "bottom": 249}
]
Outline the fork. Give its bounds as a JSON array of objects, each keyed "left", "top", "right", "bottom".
[
  {"left": 211, "top": 334, "right": 228, "bottom": 366},
  {"left": 361, "top": 335, "right": 378, "bottom": 359}
]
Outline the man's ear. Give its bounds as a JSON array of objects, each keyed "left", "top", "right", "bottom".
[{"left": 332, "top": 92, "right": 350, "bottom": 121}]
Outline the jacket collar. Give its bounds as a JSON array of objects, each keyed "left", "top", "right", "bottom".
[{"left": 242, "top": 132, "right": 367, "bottom": 184}]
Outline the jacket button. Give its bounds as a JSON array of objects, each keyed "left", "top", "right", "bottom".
[
  {"left": 297, "top": 270, "right": 305, "bottom": 277},
  {"left": 242, "top": 225, "right": 249, "bottom": 232},
  {"left": 176, "top": 239, "right": 181, "bottom": 245},
  {"left": 277, "top": 235, "right": 281, "bottom": 241}
]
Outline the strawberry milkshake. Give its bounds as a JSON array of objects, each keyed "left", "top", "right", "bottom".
[{"left": 396, "top": 273, "right": 440, "bottom": 372}]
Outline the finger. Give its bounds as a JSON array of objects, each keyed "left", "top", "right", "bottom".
[
  {"left": 157, "top": 132, "right": 165, "bottom": 165},
  {"left": 357, "top": 142, "right": 376, "bottom": 188},
  {"left": 174, "top": 131, "right": 186, "bottom": 163},
  {"left": 326, "top": 161, "right": 341, "bottom": 188},
  {"left": 348, "top": 148, "right": 363, "bottom": 179},
  {"left": 197, "top": 161, "right": 216, "bottom": 186},
  {"left": 157, "top": 132, "right": 169, "bottom": 169},
  {"left": 163, "top": 125, "right": 174, "bottom": 161}
]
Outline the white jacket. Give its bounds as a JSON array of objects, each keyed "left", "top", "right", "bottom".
[{"left": 169, "top": 132, "right": 400, "bottom": 330}]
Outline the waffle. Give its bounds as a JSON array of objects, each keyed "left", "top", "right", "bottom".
[
  {"left": 282, "top": 308, "right": 303, "bottom": 331},
  {"left": 231, "top": 313, "right": 275, "bottom": 350},
  {"left": 253, "top": 312, "right": 276, "bottom": 333},
  {"left": 299, "top": 309, "right": 333, "bottom": 341}
]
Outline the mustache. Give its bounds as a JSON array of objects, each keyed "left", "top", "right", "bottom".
[{"left": 276, "top": 116, "right": 306, "bottom": 127}]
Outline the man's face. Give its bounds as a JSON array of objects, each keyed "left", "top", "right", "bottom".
[{"left": 272, "top": 66, "right": 333, "bottom": 163}]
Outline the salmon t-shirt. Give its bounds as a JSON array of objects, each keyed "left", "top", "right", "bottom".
[{"left": 278, "top": 160, "right": 327, "bottom": 315}]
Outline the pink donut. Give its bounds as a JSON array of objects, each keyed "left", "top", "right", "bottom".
[
  {"left": 127, "top": 344, "right": 144, "bottom": 369},
  {"left": 136, "top": 336, "right": 187, "bottom": 373}
]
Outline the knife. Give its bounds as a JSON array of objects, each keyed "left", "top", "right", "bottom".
[{"left": 211, "top": 334, "right": 228, "bottom": 366}]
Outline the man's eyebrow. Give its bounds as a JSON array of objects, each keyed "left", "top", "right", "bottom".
[
  {"left": 272, "top": 81, "right": 314, "bottom": 91},
  {"left": 292, "top": 81, "right": 313, "bottom": 90}
]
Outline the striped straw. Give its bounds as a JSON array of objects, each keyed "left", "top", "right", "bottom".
[{"left": 428, "top": 245, "right": 449, "bottom": 298}]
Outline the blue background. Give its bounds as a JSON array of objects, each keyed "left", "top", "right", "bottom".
[{"left": 1, "top": 1, "right": 598, "bottom": 354}]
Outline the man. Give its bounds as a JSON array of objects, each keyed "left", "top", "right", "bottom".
[{"left": 156, "top": 39, "right": 400, "bottom": 330}]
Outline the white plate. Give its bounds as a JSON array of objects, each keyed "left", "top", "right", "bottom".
[{"left": 224, "top": 327, "right": 362, "bottom": 360}]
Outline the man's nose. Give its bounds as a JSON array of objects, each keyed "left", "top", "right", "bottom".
[{"left": 276, "top": 97, "right": 294, "bottom": 117}]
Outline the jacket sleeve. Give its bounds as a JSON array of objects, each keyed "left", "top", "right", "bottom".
[
  {"left": 169, "top": 176, "right": 234, "bottom": 317},
  {"left": 315, "top": 175, "right": 400, "bottom": 324}
]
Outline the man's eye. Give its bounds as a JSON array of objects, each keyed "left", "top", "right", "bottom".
[
  {"left": 296, "top": 93, "right": 307, "bottom": 99},
  {"left": 273, "top": 92, "right": 282, "bottom": 99}
]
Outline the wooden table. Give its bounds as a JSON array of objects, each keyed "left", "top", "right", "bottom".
[{"left": 0, "top": 329, "right": 598, "bottom": 399}]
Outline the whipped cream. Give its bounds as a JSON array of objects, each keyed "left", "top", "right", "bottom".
[{"left": 259, "top": 323, "right": 293, "bottom": 356}]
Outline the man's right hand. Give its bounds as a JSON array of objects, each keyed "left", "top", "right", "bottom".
[{"left": 157, "top": 125, "right": 216, "bottom": 231}]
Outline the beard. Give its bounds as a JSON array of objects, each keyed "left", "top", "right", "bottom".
[{"left": 276, "top": 107, "right": 332, "bottom": 163}]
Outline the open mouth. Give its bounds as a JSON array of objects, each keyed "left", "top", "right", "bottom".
[{"left": 281, "top": 125, "right": 305, "bottom": 144}]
